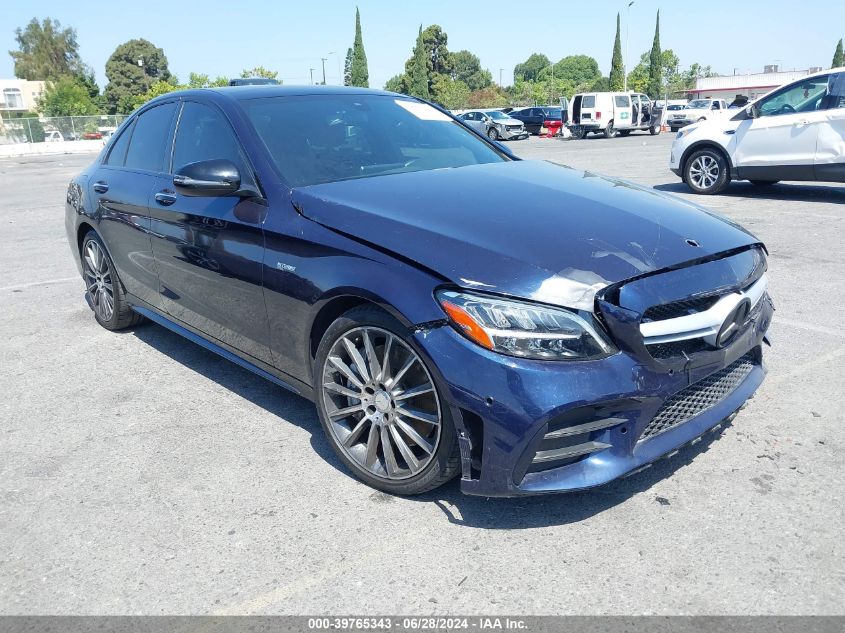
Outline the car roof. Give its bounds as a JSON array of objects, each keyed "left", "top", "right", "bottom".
[{"left": 142, "top": 85, "right": 403, "bottom": 109}]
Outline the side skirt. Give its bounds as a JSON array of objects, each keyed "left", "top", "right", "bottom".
[{"left": 131, "top": 305, "right": 312, "bottom": 400}]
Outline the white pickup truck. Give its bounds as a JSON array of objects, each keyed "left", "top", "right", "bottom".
[{"left": 667, "top": 98, "right": 729, "bottom": 132}]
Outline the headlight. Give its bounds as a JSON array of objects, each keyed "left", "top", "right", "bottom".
[
  {"left": 436, "top": 290, "right": 615, "bottom": 360},
  {"left": 676, "top": 125, "right": 698, "bottom": 139}
]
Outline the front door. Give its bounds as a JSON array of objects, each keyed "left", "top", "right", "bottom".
[
  {"left": 815, "top": 72, "right": 845, "bottom": 182},
  {"left": 148, "top": 100, "right": 273, "bottom": 364},
  {"left": 733, "top": 73, "right": 831, "bottom": 180}
]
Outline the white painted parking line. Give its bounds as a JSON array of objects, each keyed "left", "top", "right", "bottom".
[{"left": 1, "top": 276, "right": 78, "bottom": 292}]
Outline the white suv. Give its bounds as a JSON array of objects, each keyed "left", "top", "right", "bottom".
[
  {"left": 667, "top": 98, "right": 729, "bottom": 132},
  {"left": 670, "top": 68, "right": 845, "bottom": 194}
]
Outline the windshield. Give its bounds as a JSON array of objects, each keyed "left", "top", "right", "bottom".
[
  {"left": 243, "top": 95, "right": 507, "bottom": 187},
  {"left": 687, "top": 100, "right": 710, "bottom": 109},
  {"left": 667, "top": 104, "right": 684, "bottom": 111},
  {"left": 486, "top": 110, "right": 509, "bottom": 120}
]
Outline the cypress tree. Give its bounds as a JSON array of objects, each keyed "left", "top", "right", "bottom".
[
  {"left": 343, "top": 48, "right": 352, "bottom": 86},
  {"left": 647, "top": 10, "right": 662, "bottom": 99},
  {"left": 350, "top": 8, "right": 369, "bottom": 87},
  {"left": 833, "top": 39, "right": 844, "bottom": 68},
  {"left": 409, "top": 26, "right": 430, "bottom": 99},
  {"left": 609, "top": 13, "right": 624, "bottom": 91}
]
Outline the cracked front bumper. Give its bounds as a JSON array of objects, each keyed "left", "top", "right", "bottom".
[{"left": 412, "top": 298, "right": 772, "bottom": 497}]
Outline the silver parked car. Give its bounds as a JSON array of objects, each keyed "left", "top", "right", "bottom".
[{"left": 458, "top": 110, "right": 528, "bottom": 140}]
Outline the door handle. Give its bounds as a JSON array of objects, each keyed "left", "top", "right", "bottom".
[
  {"left": 154, "top": 191, "right": 177, "bottom": 206},
  {"left": 92, "top": 181, "right": 109, "bottom": 194},
  {"left": 795, "top": 120, "right": 811, "bottom": 127}
]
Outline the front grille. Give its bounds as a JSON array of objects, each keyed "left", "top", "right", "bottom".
[
  {"left": 642, "top": 296, "right": 720, "bottom": 322},
  {"left": 506, "top": 125, "right": 522, "bottom": 131},
  {"left": 647, "top": 338, "right": 710, "bottom": 359},
  {"left": 639, "top": 352, "right": 756, "bottom": 441}
]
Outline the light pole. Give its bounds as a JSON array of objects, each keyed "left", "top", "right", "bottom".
[
  {"left": 624, "top": 1, "right": 634, "bottom": 92},
  {"left": 310, "top": 68, "right": 315, "bottom": 85},
  {"left": 321, "top": 58, "right": 327, "bottom": 85},
  {"left": 499, "top": 68, "right": 503, "bottom": 86}
]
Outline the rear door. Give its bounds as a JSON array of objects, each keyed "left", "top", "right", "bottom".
[
  {"left": 733, "top": 74, "right": 831, "bottom": 180},
  {"left": 461, "top": 111, "right": 486, "bottom": 134},
  {"left": 148, "top": 100, "right": 273, "bottom": 363},
  {"left": 615, "top": 94, "right": 632, "bottom": 128},
  {"left": 577, "top": 94, "right": 597, "bottom": 125},
  {"left": 815, "top": 72, "right": 845, "bottom": 182},
  {"left": 87, "top": 102, "right": 178, "bottom": 308}
]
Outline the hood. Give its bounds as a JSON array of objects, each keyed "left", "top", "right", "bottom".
[{"left": 292, "top": 160, "right": 759, "bottom": 311}]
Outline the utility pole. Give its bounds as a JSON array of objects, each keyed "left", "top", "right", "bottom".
[
  {"left": 310, "top": 68, "right": 315, "bottom": 85},
  {"left": 624, "top": 1, "right": 634, "bottom": 92},
  {"left": 499, "top": 68, "right": 503, "bottom": 86},
  {"left": 321, "top": 58, "right": 327, "bottom": 85}
]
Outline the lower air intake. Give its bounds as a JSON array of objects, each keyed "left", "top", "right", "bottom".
[{"left": 639, "top": 352, "right": 756, "bottom": 441}]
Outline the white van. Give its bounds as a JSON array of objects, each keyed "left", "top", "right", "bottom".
[{"left": 569, "top": 92, "right": 662, "bottom": 138}]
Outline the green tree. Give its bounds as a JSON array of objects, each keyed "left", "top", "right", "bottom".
[
  {"left": 514, "top": 53, "right": 550, "bottom": 82},
  {"left": 241, "top": 66, "right": 278, "bottom": 79},
  {"left": 185, "top": 72, "right": 228, "bottom": 89},
  {"left": 104, "top": 39, "right": 171, "bottom": 114},
  {"left": 450, "top": 50, "right": 492, "bottom": 91},
  {"left": 833, "top": 39, "right": 844, "bottom": 68},
  {"left": 344, "top": 48, "right": 353, "bottom": 86},
  {"left": 609, "top": 13, "right": 624, "bottom": 91},
  {"left": 647, "top": 11, "right": 662, "bottom": 99},
  {"left": 38, "top": 75, "right": 98, "bottom": 116},
  {"left": 550, "top": 55, "right": 601, "bottom": 87},
  {"left": 9, "top": 18, "right": 82, "bottom": 80},
  {"left": 432, "top": 76, "right": 470, "bottom": 109},
  {"left": 384, "top": 74, "right": 406, "bottom": 93},
  {"left": 591, "top": 76, "right": 611, "bottom": 92},
  {"left": 350, "top": 7, "right": 369, "bottom": 87},
  {"left": 628, "top": 49, "right": 680, "bottom": 95},
  {"left": 408, "top": 26, "right": 430, "bottom": 99}
]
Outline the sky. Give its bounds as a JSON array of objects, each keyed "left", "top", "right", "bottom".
[{"left": 1, "top": 0, "right": 843, "bottom": 90}]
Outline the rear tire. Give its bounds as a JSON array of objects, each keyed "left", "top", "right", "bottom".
[
  {"left": 603, "top": 121, "right": 616, "bottom": 138},
  {"left": 684, "top": 148, "right": 730, "bottom": 195},
  {"left": 81, "top": 230, "right": 143, "bottom": 331},
  {"left": 314, "top": 305, "right": 461, "bottom": 495}
]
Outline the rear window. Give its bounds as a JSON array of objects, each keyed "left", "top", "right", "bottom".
[
  {"left": 124, "top": 102, "right": 177, "bottom": 172},
  {"left": 543, "top": 108, "right": 562, "bottom": 118},
  {"left": 243, "top": 95, "right": 506, "bottom": 187},
  {"left": 581, "top": 95, "right": 596, "bottom": 108}
]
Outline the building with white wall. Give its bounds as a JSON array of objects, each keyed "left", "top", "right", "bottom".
[
  {"left": 689, "top": 66, "right": 824, "bottom": 102},
  {"left": 0, "top": 79, "right": 46, "bottom": 114}
]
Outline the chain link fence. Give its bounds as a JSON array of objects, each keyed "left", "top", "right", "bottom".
[{"left": 0, "top": 114, "right": 128, "bottom": 145}]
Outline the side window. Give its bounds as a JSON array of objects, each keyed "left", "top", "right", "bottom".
[
  {"left": 823, "top": 72, "right": 845, "bottom": 109},
  {"left": 614, "top": 96, "right": 630, "bottom": 107},
  {"left": 172, "top": 101, "right": 248, "bottom": 175},
  {"left": 104, "top": 120, "right": 134, "bottom": 166},
  {"left": 758, "top": 76, "right": 830, "bottom": 117},
  {"left": 124, "top": 102, "right": 177, "bottom": 172}
]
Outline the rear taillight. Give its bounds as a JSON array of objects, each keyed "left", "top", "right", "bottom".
[{"left": 595, "top": 111, "right": 602, "bottom": 120}]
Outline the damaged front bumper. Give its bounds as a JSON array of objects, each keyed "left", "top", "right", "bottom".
[{"left": 412, "top": 247, "right": 774, "bottom": 497}]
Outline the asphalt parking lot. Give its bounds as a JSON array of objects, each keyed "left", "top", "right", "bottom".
[{"left": 1, "top": 134, "right": 843, "bottom": 615}]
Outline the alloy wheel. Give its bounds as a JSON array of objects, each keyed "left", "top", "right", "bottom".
[
  {"left": 82, "top": 239, "right": 114, "bottom": 322},
  {"left": 689, "top": 154, "right": 720, "bottom": 190},
  {"left": 321, "top": 327, "right": 442, "bottom": 481}
]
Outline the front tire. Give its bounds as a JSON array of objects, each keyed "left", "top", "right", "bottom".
[
  {"left": 684, "top": 149, "right": 730, "bottom": 195},
  {"left": 650, "top": 124, "right": 661, "bottom": 135},
  {"left": 487, "top": 127, "right": 499, "bottom": 141},
  {"left": 314, "top": 306, "right": 461, "bottom": 495},
  {"left": 81, "top": 230, "right": 143, "bottom": 330}
]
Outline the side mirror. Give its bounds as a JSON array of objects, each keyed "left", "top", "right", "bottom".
[
  {"left": 745, "top": 104, "right": 757, "bottom": 119},
  {"left": 173, "top": 159, "right": 241, "bottom": 197}
]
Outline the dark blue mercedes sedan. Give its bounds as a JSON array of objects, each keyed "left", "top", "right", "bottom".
[{"left": 65, "top": 86, "right": 773, "bottom": 497}]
